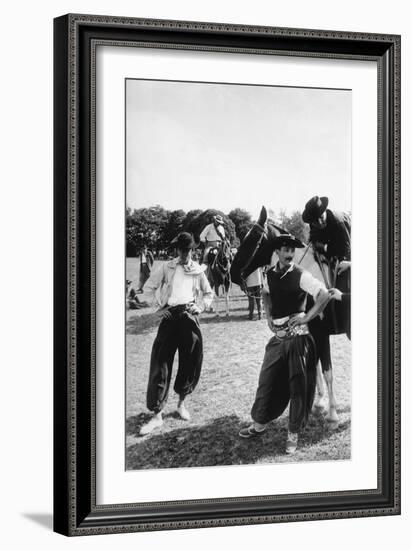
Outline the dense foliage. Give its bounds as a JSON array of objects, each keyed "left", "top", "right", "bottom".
[{"left": 126, "top": 205, "right": 308, "bottom": 256}]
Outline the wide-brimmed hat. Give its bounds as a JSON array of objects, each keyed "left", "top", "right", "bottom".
[
  {"left": 171, "top": 232, "right": 196, "bottom": 250},
  {"left": 272, "top": 234, "right": 304, "bottom": 249},
  {"left": 302, "top": 196, "right": 329, "bottom": 223},
  {"left": 213, "top": 215, "right": 224, "bottom": 225}
]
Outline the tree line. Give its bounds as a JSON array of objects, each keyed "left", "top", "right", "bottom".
[{"left": 126, "top": 205, "right": 309, "bottom": 257}]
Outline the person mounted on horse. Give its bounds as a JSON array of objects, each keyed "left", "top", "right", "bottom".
[
  {"left": 199, "top": 214, "right": 233, "bottom": 315},
  {"left": 199, "top": 214, "right": 227, "bottom": 265},
  {"left": 302, "top": 196, "right": 351, "bottom": 337}
]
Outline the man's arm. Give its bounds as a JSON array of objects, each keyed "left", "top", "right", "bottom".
[
  {"left": 289, "top": 288, "right": 330, "bottom": 327},
  {"left": 262, "top": 287, "right": 276, "bottom": 333},
  {"left": 193, "top": 272, "right": 214, "bottom": 312},
  {"left": 329, "top": 211, "right": 351, "bottom": 260},
  {"left": 215, "top": 224, "right": 225, "bottom": 241},
  {"left": 289, "top": 271, "right": 331, "bottom": 327},
  {"left": 142, "top": 263, "right": 164, "bottom": 306},
  {"left": 199, "top": 225, "right": 209, "bottom": 243}
]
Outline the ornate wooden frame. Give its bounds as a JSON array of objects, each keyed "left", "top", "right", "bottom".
[{"left": 53, "top": 14, "right": 400, "bottom": 536}]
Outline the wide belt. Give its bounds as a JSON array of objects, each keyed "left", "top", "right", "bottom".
[
  {"left": 272, "top": 315, "right": 309, "bottom": 339},
  {"left": 166, "top": 303, "right": 194, "bottom": 314}
]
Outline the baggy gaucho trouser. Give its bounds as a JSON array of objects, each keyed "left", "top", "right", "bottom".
[
  {"left": 246, "top": 285, "right": 262, "bottom": 317},
  {"left": 146, "top": 307, "right": 203, "bottom": 413},
  {"left": 251, "top": 333, "right": 317, "bottom": 433}
]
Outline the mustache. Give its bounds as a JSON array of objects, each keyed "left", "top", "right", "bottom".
[{"left": 284, "top": 257, "right": 293, "bottom": 261}]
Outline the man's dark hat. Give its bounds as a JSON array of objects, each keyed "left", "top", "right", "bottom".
[
  {"left": 171, "top": 232, "right": 196, "bottom": 250},
  {"left": 272, "top": 233, "right": 304, "bottom": 249},
  {"left": 302, "top": 196, "right": 329, "bottom": 223}
]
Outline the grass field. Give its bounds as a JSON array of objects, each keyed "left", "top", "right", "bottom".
[{"left": 126, "top": 257, "right": 351, "bottom": 470}]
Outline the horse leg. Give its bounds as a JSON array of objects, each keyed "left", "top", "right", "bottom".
[
  {"left": 323, "top": 367, "right": 338, "bottom": 425},
  {"left": 214, "top": 288, "right": 220, "bottom": 317},
  {"left": 225, "top": 288, "right": 230, "bottom": 317},
  {"left": 309, "top": 319, "right": 338, "bottom": 424},
  {"left": 310, "top": 318, "right": 328, "bottom": 410},
  {"left": 318, "top": 340, "right": 339, "bottom": 425},
  {"left": 317, "top": 335, "right": 339, "bottom": 425},
  {"left": 315, "top": 363, "right": 327, "bottom": 411}
]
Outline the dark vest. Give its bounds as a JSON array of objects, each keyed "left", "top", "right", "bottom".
[{"left": 267, "top": 264, "right": 307, "bottom": 318}]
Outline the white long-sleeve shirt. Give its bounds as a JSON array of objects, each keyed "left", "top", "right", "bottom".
[
  {"left": 199, "top": 223, "right": 225, "bottom": 243},
  {"left": 143, "top": 258, "right": 214, "bottom": 311}
]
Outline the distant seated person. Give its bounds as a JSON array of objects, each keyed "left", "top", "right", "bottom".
[
  {"left": 136, "top": 246, "right": 154, "bottom": 293},
  {"left": 199, "top": 214, "right": 226, "bottom": 264},
  {"left": 126, "top": 279, "right": 149, "bottom": 310}
]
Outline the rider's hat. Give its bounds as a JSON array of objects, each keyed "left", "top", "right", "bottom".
[
  {"left": 302, "top": 196, "right": 329, "bottom": 223},
  {"left": 272, "top": 233, "right": 304, "bottom": 249},
  {"left": 171, "top": 232, "right": 196, "bottom": 250},
  {"left": 213, "top": 214, "right": 224, "bottom": 225}
]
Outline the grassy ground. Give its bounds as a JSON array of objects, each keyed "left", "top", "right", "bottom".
[{"left": 126, "top": 257, "right": 351, "bottom": 470}]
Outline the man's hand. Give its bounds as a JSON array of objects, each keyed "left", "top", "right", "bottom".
[
  {"left": 337, "top": 260, "right": 351, "bottom": 275},
  {"left": 267, "top": 316, "right": 276, "bottom": 333},
  {"left": 157, "top": 308, "right": 172, "bottom": 320},
  {"left": 288, "top": 315, "right": 308, "bottom": 329},
  {"left": 328, "top": 288, "right": 343, "bottom": 301},
  {"left": 188, "top": 304, "right": 201, "bottom": 316}
]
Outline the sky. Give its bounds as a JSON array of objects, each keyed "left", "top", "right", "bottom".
[{"left": 126, "top": 79, "right": 351, "bottom": 220}]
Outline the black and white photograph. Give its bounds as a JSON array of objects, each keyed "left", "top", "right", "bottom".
[
  {"left": 1, "top": 0, "right": 405, "bottom": 544},
  {"left": 125, "top": 78, "right": 352, "bottom": 469}
]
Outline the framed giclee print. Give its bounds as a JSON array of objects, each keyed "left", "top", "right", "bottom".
[{"left": 53, "top": 14, "right": 401, "bottom": 536}]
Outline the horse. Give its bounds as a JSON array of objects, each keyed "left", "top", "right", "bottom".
[
  {"left": 206, "top": 240, "right": 233, "bottom": 316},
  {"left": 230, "top": 206, "right": 350, "bottom": 425}
]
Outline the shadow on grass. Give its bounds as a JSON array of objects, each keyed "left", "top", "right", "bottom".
[
  {"left": 126, "top": 312, "right": 161, "bottom": 335},
  {"left": 125, "top": 410, "right": 350, "bottom": 470},
  {"left": 198, "top": 314, "right": 260, "bottom": 325}
]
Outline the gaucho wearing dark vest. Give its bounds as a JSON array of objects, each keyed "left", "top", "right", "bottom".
[
  {"left": 250, "top": 262, "right": 322, "bottom": 433},
  {"left": 237, "top": 231, "right": 331, "bottom": 452},
  {"left": 267, "top": 265, "right": 307, "bottom": 318}
]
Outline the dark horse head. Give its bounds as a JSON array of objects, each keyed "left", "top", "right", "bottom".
[
  {"left": 207, "top": 240, "right": 233, "bottom": 296},
  {"left": 231, "top": 206, "right": 287, "bottom": 286}
]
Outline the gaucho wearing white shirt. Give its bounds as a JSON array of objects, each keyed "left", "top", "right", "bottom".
[{"left": 142, "top": 258, "right": 213, "bottom": 414}]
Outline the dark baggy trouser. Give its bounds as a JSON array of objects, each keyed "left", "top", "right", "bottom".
[
  {"left": 251, "top": 334, "right": 317, "bottom": 432},
  {"left": 146, "top": 309, "right": 203, "bottom": 413}
]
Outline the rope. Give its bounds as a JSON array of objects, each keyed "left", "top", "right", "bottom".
[{"left": 296, "top": 242, "right": 311, "bottom": 265}]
